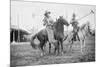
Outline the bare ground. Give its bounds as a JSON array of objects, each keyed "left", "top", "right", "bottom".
[{"left": 10, "top": 36, "right": 95, "bottom": 67}]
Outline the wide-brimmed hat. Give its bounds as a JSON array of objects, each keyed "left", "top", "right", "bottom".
[{"left": 44, "top": 11, "right": 51, "bottom": 16}]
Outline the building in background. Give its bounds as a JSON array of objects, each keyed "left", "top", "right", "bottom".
[{"left": 10, "top": 26, "right": 30, "bottom": 43}]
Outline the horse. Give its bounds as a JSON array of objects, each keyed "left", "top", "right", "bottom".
[
  {"left": 30, "top": 16, "right": 69, "bottom": 55},
  {"left": 64, "top": 22, "right": 91, "bottom": 54}
]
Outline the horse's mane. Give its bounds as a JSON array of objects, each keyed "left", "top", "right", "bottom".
[
  {"left": 79, "top": 22, "right": 89, "bottom": 30},
  {"left": 80, "top": 24, "right": 86, "bottom": 30},
  {"left": 53, "top": 17, "right": 64, "bottom": 27},
  {"left": 53, "top": 18, "right": 59, "bottom": 29}
]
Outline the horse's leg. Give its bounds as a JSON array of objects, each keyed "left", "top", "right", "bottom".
[
  {"left": 68, "top": 35, "right": 73, "bottom": 52},
  {"left": 69, "top": 40, "right": 73, "bottom": 53},
  {"left": 49, "top": 42, "right": 51, "bottom": 54},
  {"left": 54, "top": 46, "right": 57, "bottom": 54},
  {"left": 81, "top": 38, "right": 85, "bottom": 54},
  {"left": 83, "top": 37, "right": 85, "bottom": 47},
  {"left": 77, "top": 33, "right": 80, "bottom": 41},
  {"left": 80, "top": 39, "right": 83, "bottom": 54},
  {"left": 58, "top": 41, "right": 60, "bottom": 54},
  {"left": 84, "top": 39, "right": 85, "bottom": 47},
  {"left": 60, "top": 40, "right": 64, "bottom": 54},
  {"left": 54, "top": 41, "right": 59, "bottom": 54},
  {"left": 40, "top": 41, "right": 45, "bottom": 56},
  {"left": 56, "top": 41, "right": 60, "bottom": 54},
  {"left": 78, "top": 31, "right": 84, "bottom": 54}
]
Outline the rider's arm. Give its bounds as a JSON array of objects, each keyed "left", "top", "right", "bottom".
[
  {"left": 75, "top": 21, "right": 79, "bottom": 25},
  {"left": 43, "top": 17, "right": 47, "bottom": 26},
  {"left": 70, "top": 19, "right": 73, "bottom": 24}
]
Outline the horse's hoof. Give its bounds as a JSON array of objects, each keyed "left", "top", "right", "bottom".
[
  {"left": 40, "top": 52, "right": 45, "bottom": 56},
  {"left": 63, "top": 51, "right": 66, "bottom": 54},
  {"left": 40, "top": 53, "right": 43, "bottom": 56},
  {"left": 69, "top": 49, "right": 73, "bottom": 53},
  {"left": 81, "top": 52, "right": 84, "bottom": 55},
  {"left": 61, "top": 51, "right": 64, "bottom": 55}
]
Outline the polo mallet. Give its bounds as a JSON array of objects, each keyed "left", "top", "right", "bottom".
[{"left": 77, "top": 9, "right": 95, "bottom": 21}]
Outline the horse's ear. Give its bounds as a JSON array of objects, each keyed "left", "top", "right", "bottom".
[
  {"left": 87, "top": 21, "right": 90, "bottom": 25},
  {"left": 59, "top": 16, "right": 63, "bottom": 18}
]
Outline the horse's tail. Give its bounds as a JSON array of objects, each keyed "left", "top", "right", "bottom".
[{"left": 30, "top": 34, "right": 37, "bottom": 49}]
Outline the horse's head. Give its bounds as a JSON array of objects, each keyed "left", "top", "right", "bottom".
[
  {"left": 84, "top": 22, "right": 90, "bottom": 30},
  {"left": 53, "top": 16, "right": 69, "bottom": 39},
  {"left": 85, "top": 22, "right": 91, "bottom": 33},
  {"left": 79, "top": 21, "right": 91, "bottom": 36},
  {"left": 57, "top": 16, "right": 69, "bottom": 26}
]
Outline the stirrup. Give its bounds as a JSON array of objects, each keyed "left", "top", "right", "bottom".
[{"left": 51, "top": 40, "right": 57, "bottom": 44}]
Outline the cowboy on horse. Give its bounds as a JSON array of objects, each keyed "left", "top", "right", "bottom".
[
  {"left": 70, "top": 13, "right": 80, "bottom": 41},
  {"left": 43, "top": 11, "right": 57, "bottom": 44},
  {"left": 30, "top": 11, "right": 69, "bottom": 55}
]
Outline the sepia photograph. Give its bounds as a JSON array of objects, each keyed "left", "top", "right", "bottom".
[{"left": 10, "top": 0, "right": 96, "bottom": 67}]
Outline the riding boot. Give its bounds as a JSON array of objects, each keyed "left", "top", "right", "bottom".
[
  {"left": 73, "top": 33, "right": 76, "bottom": 41},
  {"left": 74, "top": 36, "right": 76, "bottom": 41},
  {"left": 77, "top": 34, "right": 80, "bottom": 41}
]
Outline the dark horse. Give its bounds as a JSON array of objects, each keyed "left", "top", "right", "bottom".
[{"left": 30, "top": 16, "right": 69, "bottom": 55}]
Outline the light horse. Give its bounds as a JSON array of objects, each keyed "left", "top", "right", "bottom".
[
  {"left": 78, "top": 22, "right": 91, "bottom": 53},
  {"left": 64, "top": 22, "right": 91, "bottom": 54},
  {"left": 30, "top": 16, "right": 69, "bottom": 55}
]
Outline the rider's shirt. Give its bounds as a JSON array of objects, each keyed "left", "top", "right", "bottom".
[
  {"left": 43, "top": 16, "right": 54, "bottom": 29},
  {"left": 70, "top": 19, "right": 79, "bottom": 32},
  {"left": 42, "top": 16, "right": 56, "bottom": 43}
]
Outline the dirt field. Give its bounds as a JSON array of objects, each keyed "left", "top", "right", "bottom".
[{"left": 10, "top": 36, "right": 95, "bottom": 67}]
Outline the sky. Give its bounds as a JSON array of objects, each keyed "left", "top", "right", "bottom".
[{"left": 11, "top": 0, "right": 96, "bottom": 33}]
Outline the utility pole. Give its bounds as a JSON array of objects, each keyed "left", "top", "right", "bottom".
[
  {"left": 17, "top": 14, "right": 20, "bottom": 42},
  {"left": 77, "top": 9, "right": 95, "bottom": 21},
  {"left": 13, "top": 29, "right": 15, "bottom": 43},
  {"left": 11, "top": 17, "right": 15, "bottom": 43}
]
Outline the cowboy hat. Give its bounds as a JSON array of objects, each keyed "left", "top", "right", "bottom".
[{"left": 44, "top": 10, "right": 51, "bottom": 16}]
